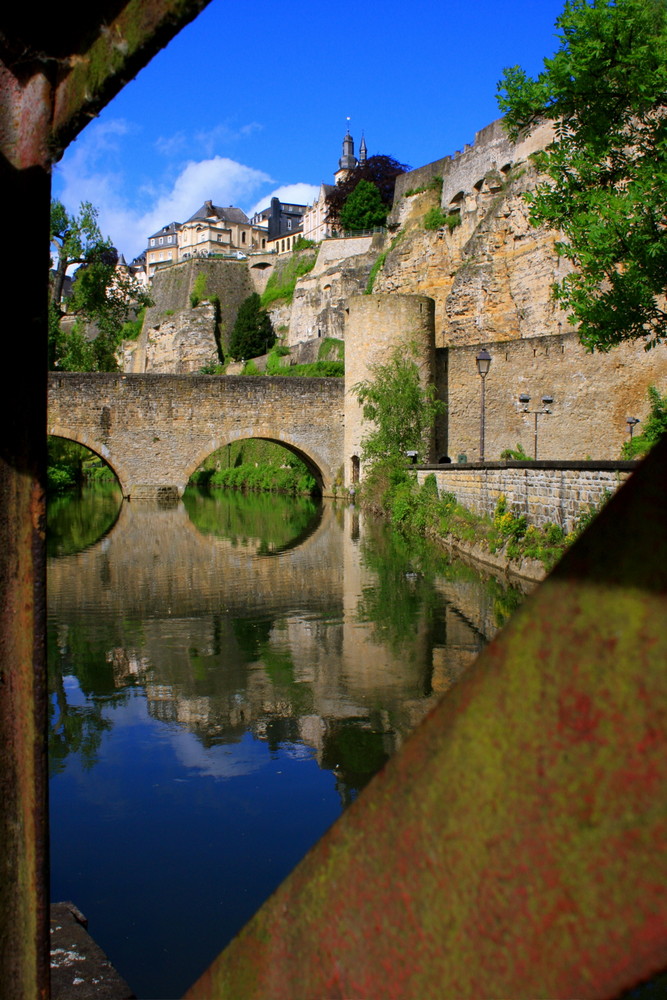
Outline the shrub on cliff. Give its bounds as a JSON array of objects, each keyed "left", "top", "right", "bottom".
[{"left": 229, "top": 293, "right": 275, "bottom": 361}]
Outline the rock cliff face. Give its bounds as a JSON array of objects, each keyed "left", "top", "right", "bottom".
[
  {"left": 268, "top": 237, "right": 383, "bottom": 347},
  {"left": 122, "top": 258, "right": 253, "bottom": 372},
  {"left": 374, "top": 161, "right": 574, "bottom": 349},
  {"left": 122, "top": 302, "right": 220, "bottom": 374}
]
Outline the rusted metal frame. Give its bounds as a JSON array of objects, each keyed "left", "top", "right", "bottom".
[
  {"left": 50, "top": 0, "right": 212, "bottom": 160},
  {"left": 0, "top": 67, "right": 52, "bottom": 1000},
  {"left": 0, "top": 5, "right": 213, "bottom": 997},
  {"left": 185, "top": 439, "right": 667, "bottom": 999}
]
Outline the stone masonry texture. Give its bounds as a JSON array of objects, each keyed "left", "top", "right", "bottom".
[{"left": 48, "top": 373, "right": 344, "bottom": 497}]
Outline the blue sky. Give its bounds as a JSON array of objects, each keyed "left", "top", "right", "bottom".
[{"left": 51, "top": 0, "right": 566, "bottom": 261}]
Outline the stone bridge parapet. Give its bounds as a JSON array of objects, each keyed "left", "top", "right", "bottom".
[{"left": 48, "top": 373, "right": 345, "bottom": 498}]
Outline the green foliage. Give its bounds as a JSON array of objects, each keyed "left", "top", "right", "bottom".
[
  {"left": 317, "top": 337, "right": 344, "bottom": 361},
  {"left": 340, "top": 180, "right": 388, "bottom": 232},
  {"left": 189, "top": 272, "right": 208, "bottom": 307},
  {"left": 274, "top": 360, "right": 344, "bottom": 377},
  {"left": 47, "top": 438, "right": 117, "bottom": 494},
  {"left": 189, "top": 439, "right": 318, "bottom": 496},
  {"left": 365, "top": 252, "right": 387, "bottom": 294},
  {"left": 292, "top": 236, "right": 316, "bottom": 251},
  {"left": 325, "top": 154, "right": 409, "bottom": 228},
  {"left": 404, "top": 176, "right": 443, "bottom": 198},
  {"left": 261, "top": 250, "right": 318, "bottom": 307},
  {"left": 500, "top": 442, "right": 532, "bottom": 460},
  {"left": 353, "top": 341, "right": 445, "bottom": 463},
  {"left": 119, "top": 306, "right": 146, "bottom": 342},
  {"left": 49, "top": 199, "right": 151, "bottom": 372},
  {"left": 265, "top": 344, "right": 291, "bottom": 374},
  {"left": 198, "top": 362, "right": 226, "bottom": 374},
  {"left": 423, "top": 207, "right": 460, "bottom": 231},
  {"left": 229, "top": 293, "right": 275, "bottom": 361},
  {"left": 621, "top": 385, "right": 667, "bottom": 457},
  {"left": 497, "top": 0, "right": 667, "bottom": 351}
]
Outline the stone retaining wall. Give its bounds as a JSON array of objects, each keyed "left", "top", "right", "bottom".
[{"left": 416, "top": 461, "right": 637, "bottom": 533}]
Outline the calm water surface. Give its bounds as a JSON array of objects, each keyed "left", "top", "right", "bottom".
[{"left": 47, "top": 484, "right": 522, "bottom": 999}]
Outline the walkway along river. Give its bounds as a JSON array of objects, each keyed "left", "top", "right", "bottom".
[{"left": 47, "top": 484, "right": 524, "bottom": 999}]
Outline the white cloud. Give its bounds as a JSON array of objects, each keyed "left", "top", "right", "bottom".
[
  {"left": 249, "top": 182, "right": 321, "bottom": 217},
  {"left": 52, "top": 117, "right": 320, "bottom": 261},
  {"left": 53, "top": 119, "right": 277, "bottom": 259}
]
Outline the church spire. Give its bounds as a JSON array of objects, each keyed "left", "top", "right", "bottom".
[
  {"left": 339, "top": 118, "right": 357, "bottom": 172},
  {"left": 359, "top": 132, "right": 367, "bottom": 164}
]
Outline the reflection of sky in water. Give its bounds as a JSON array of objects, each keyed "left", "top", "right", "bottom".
[
  {"left": 169, "top": 728, "right": 267, "bottom": 780},
  {"left": 51, "top": 684, "right": 342, "bottom": 999}
]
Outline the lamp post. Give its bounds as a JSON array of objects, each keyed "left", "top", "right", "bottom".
[
  {"left": 626, "top": 417, "right": 640, "bottom": 444},
  {"left": 476, "top": 349, "right": 492, "bottom": 461},
  {"left": 519, "top": 393, "right": 553, "bottom": 459}
]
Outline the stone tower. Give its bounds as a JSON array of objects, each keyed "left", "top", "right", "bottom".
[
  {"left": 335, "top": 126, "right": 358, "bottom": 183},
  {"left": 344, "top": 293, "right": 437, "bottom": 488}
]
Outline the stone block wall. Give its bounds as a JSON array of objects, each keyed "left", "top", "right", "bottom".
[
  {"left": 416, "top": 461, "right": 636, "bottom": 533},
  {"left": 443, "top": 332, "right": 667, "bottom": 462}
]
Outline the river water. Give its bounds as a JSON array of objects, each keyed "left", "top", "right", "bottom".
[{"left": 47, "top": 484, "right": 522, "bottom": 999}]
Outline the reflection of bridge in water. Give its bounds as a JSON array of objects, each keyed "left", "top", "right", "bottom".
[
  {"left": 48, "top": 499, "right": 498, "bottom": 763},
  {"left": 47, "top": 372, "right": 345, "bottom": 498}
]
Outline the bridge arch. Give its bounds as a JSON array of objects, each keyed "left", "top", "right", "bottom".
[
  {"left": 185, "top": 434, "right": 327, "bottom": 494},
  {"left": 48, "top": 425, "right": 125, "bottom": 490}
]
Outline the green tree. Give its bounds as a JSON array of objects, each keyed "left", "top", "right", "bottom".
[
  {"left": 339, "top": 180, "right": 388, "bottom": 232},
  {"left": 49, "top": 199, "right": 150, "bottom": 371},
  {"left": 229, "top": 293, "right": 276, "bottom": 361},
  {"left": 326, "top": 154, "right": 408, "bottom": 229},
  {"left": 353, "top": 341, "right": 444, "bottom": 464},
  {"left": 497, "top": 0, "right": 667, "bottom": 351}
]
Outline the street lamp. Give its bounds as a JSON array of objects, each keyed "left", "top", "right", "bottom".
[
  {"left": 519, "top": 393, "right": 554, "bottom": 459},
  {"left": 476, "top": 350, "right": 492, "bottom": 461},
  {"left": 626, "top": 417, "right": 640, "bottom": 443}
]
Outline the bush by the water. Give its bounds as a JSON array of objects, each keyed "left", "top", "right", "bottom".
[
  {"left": 358, "top": 458, "right": 607, "bottom": 571},
  {"left": 189, "top": 439, "right": 318, "bottom": 495}
]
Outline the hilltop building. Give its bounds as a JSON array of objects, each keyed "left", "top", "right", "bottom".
[{"left": 144, "top": 200, "right": 268, "bottom": 276}]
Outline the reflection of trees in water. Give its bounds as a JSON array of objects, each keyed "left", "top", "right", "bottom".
[
  {"left": 321, "top": 719, "right": 391, "bottom": 809},
  {"left": 182, "top": 488, "right": 322, "bottom": 553},
  {"left": 47, "top": 482, "right": 122, "bottom": 558},
  {"left": 356, "top": 522, "right": 449, "bottom": 652},
  {"left": 47, "top": 619, "right": 130, "bottom": 773}
]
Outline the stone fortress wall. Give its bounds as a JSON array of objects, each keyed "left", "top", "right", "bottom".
[
  {"left": 344, "top": 294, "right": 437, "bottom": 485},
  {"left": 416, "top": 463, "right": 634, "bottom": 535}
]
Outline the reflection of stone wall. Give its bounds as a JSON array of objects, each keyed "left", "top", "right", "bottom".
[{"left": 48, "top": 499, "right": 496, "bottom": 762}]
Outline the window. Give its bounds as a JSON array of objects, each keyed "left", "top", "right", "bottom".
[
  {"left": 150, "top": 239, "right": 155, "bottom": 246},
  {"left": 241, "top": 231, "right": 246, "bottom": 244},
  {"left": 287, "top": 219, "right": 292, "bottom": 230},
  {"left": 158, "top": 237, "right": 163, "bottom": 245}
]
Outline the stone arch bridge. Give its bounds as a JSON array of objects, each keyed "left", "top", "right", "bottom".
[{"left": 47, "top": 373, "right": 345, "bottom": 498}]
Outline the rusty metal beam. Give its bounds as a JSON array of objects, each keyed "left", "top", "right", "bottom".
[
  {"left": 0, "top": 5, "right": 211, "bottom": 997},
  {"left": 185, "top": 438, "right": 667, "bottom": 999}
]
